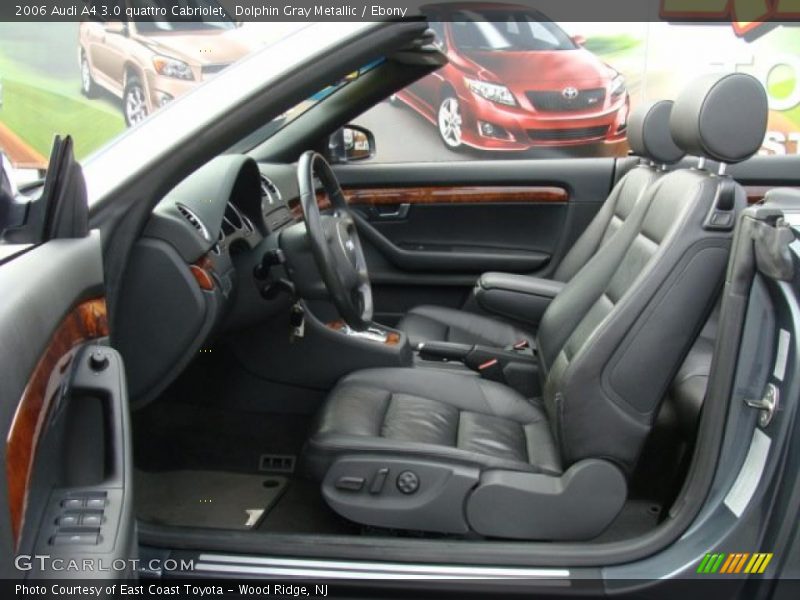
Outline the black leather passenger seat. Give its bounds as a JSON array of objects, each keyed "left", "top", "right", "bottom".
[
  {"left": 398, "top": 100, "right": 686, "bottom": 348},
  {"left": 304, "top": 74, "right": 768, "bottom": 540}
]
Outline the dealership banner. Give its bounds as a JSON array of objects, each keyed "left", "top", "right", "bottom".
[{"left": 0, "top": 1, "right": 799, "bottom": 170}]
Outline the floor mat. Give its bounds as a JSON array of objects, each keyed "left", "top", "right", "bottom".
[
  {"left": 258, "top": 479, "right": 358, "bottom": 535},
  {"left": 136, "top": 470, "right": 287, "bottom": 530}
]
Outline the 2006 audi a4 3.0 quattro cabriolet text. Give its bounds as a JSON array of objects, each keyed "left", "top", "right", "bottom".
[{"left": 0, "top": 2, "right": 799, "bottom": 597}]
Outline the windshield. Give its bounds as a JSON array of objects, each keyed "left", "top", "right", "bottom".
[
  {"left": 132, "top": 0, "right": 236, "bottom": 33},
  {"left": 451, "top": 11, "right": 576, "bottom": 52}
]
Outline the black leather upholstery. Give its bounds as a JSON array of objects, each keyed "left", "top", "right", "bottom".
[
  {"left": 306, "top": 74, "right": 766, "bottom": 538},
  {"left": 396, "top": 101, "right": 678, "bottom": 348},
  {"left": 627, "top": 100, "right": 684, "bottom": 166},
  {"left": 537, "top": 168, "right": 742, "bottom": 471},
  {"left": 304, "top": 368, "right": 562, "bottom": 480},
  {"left": 475, "top": 273, "right": 566, "bottom": 327},
  {"left": 670, "top": 73, "right": 768, "bottom": 164},
  {"left": 551, "top": 162, "right": 660, "bottom": 282},
  {"left": 667, "top": 306, "right": 718, "bottom": 438},
  {"left": 399, "top": 304, "right": 532, "bottom": 348}
]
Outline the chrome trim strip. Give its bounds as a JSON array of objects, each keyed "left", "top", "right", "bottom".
[{"left": 194, "top": 553, "right": 569, "bottom": 581}]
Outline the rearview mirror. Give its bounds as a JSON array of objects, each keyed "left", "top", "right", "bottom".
[{"left": 329, "top": 125, "right": 375, "bottom": 163}]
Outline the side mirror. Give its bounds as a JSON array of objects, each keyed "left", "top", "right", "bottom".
[
  {"left": 105, "top": 21, "right": 128, "bottom": 36},
  {"left": 571, "top": 35, "right": 587, "bottom": 47},
  {"left": 329, "top": 125, "right": 376, "bottom": 163}
]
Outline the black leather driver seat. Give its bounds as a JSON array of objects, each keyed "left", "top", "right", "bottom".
[
  {"left": 304, "top": 74, "right": 767, "bottom": 540},
  {"left": 398, "top": 100, "right": 685, "bottom": 348}
]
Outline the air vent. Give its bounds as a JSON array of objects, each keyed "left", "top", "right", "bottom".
[
  {"left": 222, "top": 203, "right": 243, "bottom": 236},
  {"left": 260, "top": 175, "right": 282, "bottom": 205},
  {"left": 176, "top": 204, "right": 212, "bottom": 241}
]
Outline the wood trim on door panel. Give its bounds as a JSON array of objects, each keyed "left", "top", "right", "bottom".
[
  {"left": 341, "top": 185, "right": 569, "bottom": 206},
  {"left": 5, "top": 298, "right": 109, "bottom": 546},
  {"left": 303, "top": 185, "right": 569, "bottom": 217}
]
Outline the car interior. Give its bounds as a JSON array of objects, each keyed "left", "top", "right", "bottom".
[
  {"left": 3, "top": 17, "right": 782, "bottom": 565},
  {"left": 3, "top": 19, "right": 800, "bottom": 587},
  {"left": 96, "top": 19, "right": 782, "bottom": 550}
]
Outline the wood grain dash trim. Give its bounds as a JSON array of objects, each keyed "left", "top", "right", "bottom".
[
  {"left": 327, "top": 320, "right": 401, "bottom": 346},
  {"left": 191, "top": 255, "right": 216, "bottom": 291},
  {"left": 5, "top": 298, "right": 109, "bottom": 547}
]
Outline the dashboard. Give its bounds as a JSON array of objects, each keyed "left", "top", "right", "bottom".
[
  {"left": 115, "top": 155, "right": 303, "bottom": 407},
  {"left": 145, "top": 156, "right": 298, "bottom": 277}
]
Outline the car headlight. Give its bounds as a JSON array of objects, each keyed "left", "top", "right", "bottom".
[
  {"left": 610, "top": 74, "right": 626, "bottom": 97},
  {"left": 152, "top": 56, "right": 194, "bottom": 81},
  {"left": 464, "top": 77, "right": 516, "bottom": 106}
]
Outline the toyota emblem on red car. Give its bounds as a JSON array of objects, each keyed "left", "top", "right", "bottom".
[{"left": 562, "top": 87, "right": 579, "bottom": 100}]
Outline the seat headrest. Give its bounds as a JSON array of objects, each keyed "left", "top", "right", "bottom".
[
  {"left": 627, "top": 100, "right": 684, "bottom": 165},
  {"left": 670, "top": 73, "right": 768, "bottom": 164}
]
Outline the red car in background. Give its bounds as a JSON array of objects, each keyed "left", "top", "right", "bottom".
[{"left": 396, "top": 4, "right": 630, "bottom": 151}]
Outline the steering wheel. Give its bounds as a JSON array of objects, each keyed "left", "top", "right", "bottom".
[{"left": 296, "top": 151, "right": 373, "bottom": 330}]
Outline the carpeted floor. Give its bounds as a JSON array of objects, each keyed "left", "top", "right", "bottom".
[{"left": 135, "top": 469, "right": 287, "bottom": 530}]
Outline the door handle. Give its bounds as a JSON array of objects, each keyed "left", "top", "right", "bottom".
[{"left": 368, "top": 203, "right": 410, "bottom": 221}]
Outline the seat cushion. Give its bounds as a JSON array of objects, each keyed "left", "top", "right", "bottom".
[
  {"left": 398, "top": 305, "right": 533, "bottom": 348},
  {"left": 304, "top": 368, "right": 561, "bottom": 480}
]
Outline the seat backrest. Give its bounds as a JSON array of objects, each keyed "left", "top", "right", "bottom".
[
  {"left": 553, "top": 100, "right": 684, "bottom": 282},
  {"left": 537, "top": 73, "right": 768, "bottom": 473}
]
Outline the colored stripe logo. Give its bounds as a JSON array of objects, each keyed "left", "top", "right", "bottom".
[{"left": 697, "top": 552, "right": 773, "bottom": 574}]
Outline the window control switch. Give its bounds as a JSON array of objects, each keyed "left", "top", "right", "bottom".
[
  {"left": 80, "top": 513, "right": 104, "bottom": 528},
  {"left": 85, "top": 498, "right": 106, "bottom": 510},
  {"left": 51, "top": 533, "right": 99, "bottom": 546},
  {"left": 56, "top": 514, "right": 81, "bottom": 528}
]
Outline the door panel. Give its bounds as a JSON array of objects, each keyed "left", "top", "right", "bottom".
[
  {"left": 0, "top": 232, "right": 134, "bottom": 578},
  {"left": 332, "top": 158, "right": 615, "bottom": 324}
]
